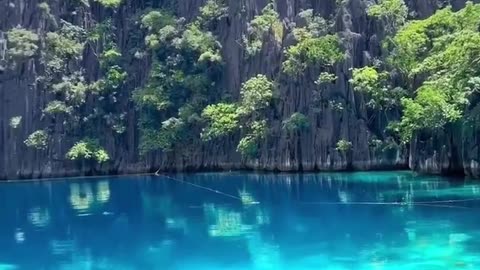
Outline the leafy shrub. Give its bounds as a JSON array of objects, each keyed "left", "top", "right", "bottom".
[
  {"left": 369, "top": 138, "right": 384, "bottom": 150},
  {"left": 283, "top": 35, "right": 343, "bottom": 75},
  {"left": 132, "top": 63, "right": 172, "bottom": 110},
  {"left": 95, "top": 0, "right": 122, "bottom": 8},
  {"left": 25, "top": 130, "right": 49, "bottom": 150},
  {"left": 237, "top": 135, "right": 258, "bottom": 157},
  {"left": 103, "top": 65, "right": 127, "bottom": 89},
  {"left": 200, "top": 74, "right": 274, "bottom": 156},
  {"left": 9, "top": 116, "right": 22, "bottom": 129},
  {"left": 199, "top": 0, "right": 228, "bottom": 25},
  {"left": 398, "top": 84, "right": 465, "bottom": 142},
  {"left": 7, "top": 28, "right": 39, "bottom": 60},
  {"left": 244, "top": 3, "right": 283, "bottom": 55},
  {"left": 336, "top": 139, "right": 352, "bottom": 153},
  {"left": 329, "top": 100, "right": 344, "bottom": 112},
  {"left": 100, "top": 48, "right": 122, "bottom": 68},
  {"left": 249, "top": 120, "right": 268, "bottom": 138},
  {"left": 368, "top": 0, "right": 408, "bottom": 33},
  {"left": 177, "top": 24, "right": 223, "bottom": 63},
  {"left": 45, "top": 24, "right": 85, "bottom": 60},
  {"left": 66, "top": 139, "right": 110, "bottom": 163},
  {"left": 43, "top": 100, "right": 72, "bottom": 114},
  {"left": 297, "top": 9, "right": 329, "bottom": 37},
  {"left": 88, "top": 19, "right": 115, "bottom": 43},
  {"left": 139, "top": 118, "right": 185, "bottom": 154},
  {"left": 350, "top": 66, "right": 404, "bottom": 109},
  {"left": 283, "top": 113, "right": 310, "bottom": 132},
  {"left": 50, "top": 73, "right": 88, "bottom": 105},
  {"left": 141, "top": 11, "right": 176, "bottom": 32},
  {"left": 43, "top": 23, "right": 86, "bottom": 77},
  {"left": 104, "top": 113, "right": 127, "bottom": 134},
  {"left": 201, "top": 103, "right": 240, "bottom": 140},
  {"left": 237, "top": 120, "right": 268, "bottom": 157},
  {"left": 38, "top": 2, "right": 50, "bottom": 13},
  {"left": 239, "top": 75, "right": 275, "bottom": 115},
  {"left": 315, "top": 72, "right": 337, "bottom": 85}
]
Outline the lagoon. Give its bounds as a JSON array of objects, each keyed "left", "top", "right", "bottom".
[{"left": 0, "top": 172, "right": 479, "bottom": 269}]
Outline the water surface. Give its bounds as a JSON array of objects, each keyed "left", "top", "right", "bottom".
[{"left": 1, "top": 172, "right": 480, "bottom": 269}]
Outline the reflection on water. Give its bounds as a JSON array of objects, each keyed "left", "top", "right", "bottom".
[
  {"left": 69, "top": 181, "right": 110, "bottom": 214},
  {"left": 27, "top": 207, "right": 50, "bottom": 228},
  {"left": 0, "top": 172, "right": 479, "bottom": 269},
  {"left": 69, "top": 183, "right": 94, "bottom": 212}
]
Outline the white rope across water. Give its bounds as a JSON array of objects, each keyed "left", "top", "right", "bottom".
[
  {"left": 298, "top": 201, "right": 474, "bottom": 209},
  {"left": 155, "top": 171, "right": 244, "bottom": 201},
  {"left": 154, "top": 171, "right": 480, "bottom": 209}
]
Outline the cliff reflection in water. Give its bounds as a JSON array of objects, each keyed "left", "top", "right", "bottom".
[{"left": 0, "top": 172, "right": 479, "bottom": 269}]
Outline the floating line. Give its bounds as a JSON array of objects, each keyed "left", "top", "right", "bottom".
[
  {"left": 412, "top": 198, "right": 480, "bottom": 204},
  {"left": 155, "top": 171, "right": 243, "bottom": 201},
  {"left": 154, "top": 170, "right": 479, "bottom": 209},
  {"left": 298, "top": 200, "right": 474, "bottom": 209}
]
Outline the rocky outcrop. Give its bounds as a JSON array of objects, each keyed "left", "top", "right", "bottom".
[{"left": 0, "top": 0, "right": 476, "bottom": 179}]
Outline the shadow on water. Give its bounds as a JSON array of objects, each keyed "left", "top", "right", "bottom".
[{"left": 0, "top": 171, "right": 479, "bottom": 269}]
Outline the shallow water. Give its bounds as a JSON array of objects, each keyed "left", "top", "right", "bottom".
[{"left": 1, "top": 172, "right": 480, "bottom": 269}]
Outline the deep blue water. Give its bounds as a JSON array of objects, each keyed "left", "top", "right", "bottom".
[{"left": 1, "top": 172, "right": 480, "bottom": 269}]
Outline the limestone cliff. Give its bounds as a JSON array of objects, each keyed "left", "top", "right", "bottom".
[{"left": 0, "top": 0, "right": 477, "bottom": 179}]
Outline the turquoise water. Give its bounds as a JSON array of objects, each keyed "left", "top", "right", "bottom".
[{"left": 1, "top": 172, "right": 480, "bottom": 269}]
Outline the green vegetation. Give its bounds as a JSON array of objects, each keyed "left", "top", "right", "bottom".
[
  {"left": 283, "top": 113, "right": 310, "bottom": 132},
  {"left": 399, "top": 85, "right": 465, "bottom": 142},
  {"left": 350, "top": 66, "right": 404, "bottom": 109},
  {"left": 346, "top": 2, "right": 480, "bottom": 143},
  {"left": 134, "top": 7, "right": 224, "bottom": 154},
  {"left": 201, "top": 103, "right": 240, "bottom": 140},
  {"left": 10, "top": 0, "right": 480, "bottom": 169},
  {"left": 297, "top": 9, "right": 329, "bottom": 37},
  {"left": 283, "top": 35, "right": 343, "bottom": 75},
  {"left": 236, "top": 120, "right": 268, "bottom": 157},
  {"left": 238, "top": 75, "right": 275, "bottom": 115},
  {"left": 43, "top": 101, "right": 72, "bottom": 115},
  {"left": 9, "top": 116, "right": 22, "bottom": 129},
  {"left": 387, "top": 2, "right": 480, "bottom": 141},
  {"left": 282, "top": 11, "right": 343, "bottom": 76},
  {"left": 66, "top": 139, "right": 110, "bottom": 163},
  {"left": 45, "top": 26, "right": 85, "bottom": 61},
  {"left": 367, "top": 0, "right": 408, "bottom": 33},
  {"left": 243, "top": 2, "right": 283, "bottom": 56},
  {"left": 25, "top": 130, "right": 49, "bottom": 150},
  {"left": 38, "top": 2, "right": 56, "bottom": 26},
  {"left": 141, "top": 11, "right": 176, "bottom": 32},
  {"left": 199, "top": 0, "right": 228, "bottom": 26},
  {"left": 329, "top": 100, "right": 344, "bottom": 112},
  {"left": 202, "top": 75, "right": 275, "bottom": 157},
  {"left": 4, "top": 7, "right": 130, "bottom": 161},
  {"left": 336, "top": 139, "right": 353, "bottom": 153},
  {"left": 6, "top": 28, "right": 39, "bottom": 60},
  {"left": 315, "top": 72, "right": 337, "bottom": 85},
  {"left": 139, "top": 117, "right": 185, "bottom": 154},
  {"left": 95, "top": 0, "right": 122, "bottom": 8},
  {"left": 37, "top": 2, "right": 50, "bottom": 13}
]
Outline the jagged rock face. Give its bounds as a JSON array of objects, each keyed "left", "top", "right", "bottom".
[{"left": 0, "top": 0, "right": 476, "bottom": 179}]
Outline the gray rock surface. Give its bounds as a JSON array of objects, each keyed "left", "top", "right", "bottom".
[{"left": 0, "top": 0, "right": 476, "bottom": 179}]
